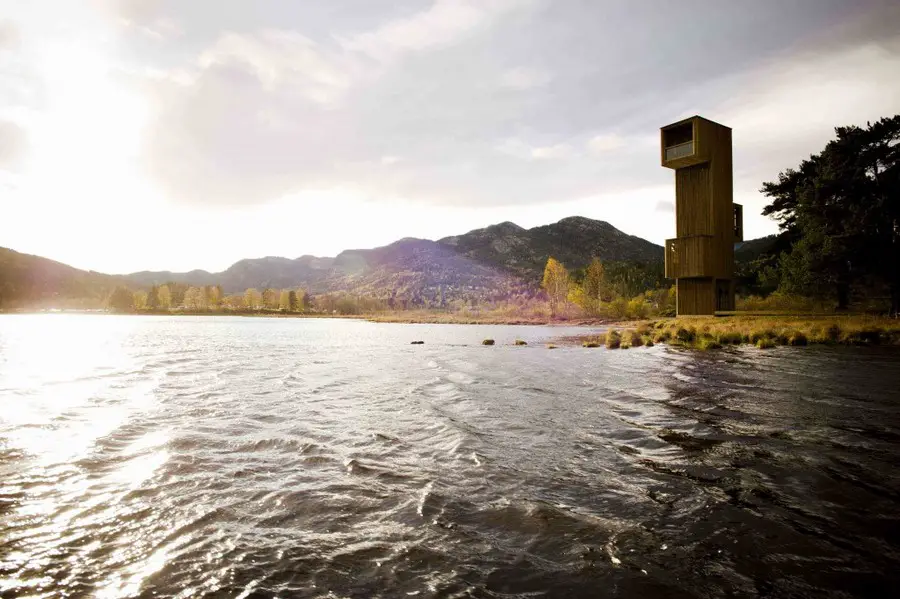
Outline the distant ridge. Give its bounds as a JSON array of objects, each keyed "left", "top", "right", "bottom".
[
  {"left": 7, "top": 216, "right": 783, "bottom": 309},
  {"left": 440, "top": 216, "right": 662, "bottom": 282},
  {"left": 124, "top": 216, "right": 663, "bottom": 293}
]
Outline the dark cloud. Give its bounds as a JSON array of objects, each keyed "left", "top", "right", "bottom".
[{"left": 128, "top": 0, "right": 900, "bottom": 208}]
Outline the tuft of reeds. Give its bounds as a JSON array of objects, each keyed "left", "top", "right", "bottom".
[
  {"left": 514, "top": 339, "right": 528, "bottom": 346},
  {"left": 717, "top": 331, "right": 743, "bottom": 345},
  {"left": 697, "top": 336, "right": 722, "bottom": 351},
  {"left": 788, "top": 332, "right": 808, "bottom": 346},
  {"left": 675, "top": 327, "right": 696, "bottom": 343},
  {"left": 629, "top": 330, "right": 644, "bottom": 347},
  {"left": 605, "top": 330, "right": 622, "bottom": 349},
  {"left": 574, "top": 315, "right": 900, "bottom": 351}
]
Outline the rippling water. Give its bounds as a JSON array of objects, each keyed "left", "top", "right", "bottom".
[{"left": 2, "top": 315, "right": 900, "bottom": 598}]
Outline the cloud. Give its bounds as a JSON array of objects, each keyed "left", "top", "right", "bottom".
[
  {"left": 199, "top": 30, "right": 353, "bottom": 105},
  {"left": 122, "top": 0, "right": 900, "bottom": 213},
  {"left": 587, "top": 134, "right": 624, "bottom": 154},
  {"left": 654, "top": 200, "right": 674, "bottom": 214},
  {"left": 109, "top": 0, "right": 163, "bottom": 22},
  {"left": 339, "top": 0, "right": 529, "bottom": 62},
  {"left": 530, "top": 143, "right": 574, "bottom": 160},
  {"left": 0, "top": 20, "right": 21, "bottom": 50},
  {"left": 0, "top": 120, "right": 27, "bottom": 170},
  {"left": 500, "top": 66, "right": 550, "bottom": 90}
]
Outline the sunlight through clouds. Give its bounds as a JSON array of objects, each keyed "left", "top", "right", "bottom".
[{"left": 0, "top": 0, "right": 898, "bottom": 273}]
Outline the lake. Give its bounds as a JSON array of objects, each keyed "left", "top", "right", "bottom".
[{"left": 2, "top": 315, "right": 900, "bottom": 598}]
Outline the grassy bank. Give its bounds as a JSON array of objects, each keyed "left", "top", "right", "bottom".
[
  {"left": 365, "top": 310, "right": 610, "bottom": 325},
  {"left": 575, "top": 315, "right": 900, "bottom": 350}
]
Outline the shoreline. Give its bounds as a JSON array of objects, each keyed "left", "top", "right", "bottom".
[
  {"left": 3, "top": 311, "right": 898, "bottom": 347},
  {"left": 0, "top": 309, "right": 615, "bottom": 326}
]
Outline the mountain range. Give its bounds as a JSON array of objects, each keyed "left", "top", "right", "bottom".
[
  {"left": 2, "top": 216, "right": 771, "bottom": 309},
  {"left": 125, "top": 216, "right": 662, "bottom": 293}
]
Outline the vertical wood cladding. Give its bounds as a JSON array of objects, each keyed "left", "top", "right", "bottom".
[
  {"left": 677, "top": 278, "right": 716, "bottom": 315},
  {"left": 662, "top": 116, "right": 734, "bottom": 315},
  {"left": 675, "top": 164, "right": 712, "bottom": 237}
]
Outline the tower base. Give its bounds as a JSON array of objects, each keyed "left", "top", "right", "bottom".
[{"left": 676, "top": 278, "right": 735, "bottom": 315}]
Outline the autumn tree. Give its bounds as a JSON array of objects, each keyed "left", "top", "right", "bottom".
[
  {"left": 157, "top": 284, "right": 172, "bottom": 311},
  {"left": 541, "top": 257, "right": 570, "bottom": 317},
  {"left": 205, "top": 285, "right": 223, "bottom": 310},
  {"left": 132, "top": 290, "right": 148, "bottom": 311},
  {"left": 262, "top": 288, "right": 278, "bottom": 310},
  {"left": 183, "top": 286, "right": 205, "bottom": 311},
  {"left": 279, "top": 289, "right": 292, "bottom": 311},
  {"left": 146, "top": 285, "right": 160, "bottom": 310},
  {"left": 167, "top": 283, "right": 187, "bottom": 308},
  {"left": 223, "top": 294, "right": 245, "bottom": 310},
  {"left": 581, "top": 258, "right": 608, "bottom": 315},
  {"left": 107, "top": 286, "right": 134, "bottom": 313},
  {"left": 244, "top": 288, "right": 262, "bottom": 310}
]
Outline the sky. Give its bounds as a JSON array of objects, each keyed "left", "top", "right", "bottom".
[{"left": 1, "top": 1, "right": 899, "bottom": 274}]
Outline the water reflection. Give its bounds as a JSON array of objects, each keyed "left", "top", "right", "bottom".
[{"left": 1, "top": 315, "right": 899, "bottom": 597}]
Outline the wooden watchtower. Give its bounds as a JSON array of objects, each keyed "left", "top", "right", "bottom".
[{"left": 661, "top": 116, "right": 743, "bottom": 315}]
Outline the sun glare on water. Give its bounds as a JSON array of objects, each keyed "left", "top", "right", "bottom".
[{"left": 0, "top": 315, "right": 171, "bottom": 597}]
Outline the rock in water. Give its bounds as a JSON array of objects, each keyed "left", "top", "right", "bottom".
[
  {"left": 410, "top": 341, "right": 424, "bottom": 345},
  {"left": 482, "top": 339, "right": 495, "bottom": 346}
]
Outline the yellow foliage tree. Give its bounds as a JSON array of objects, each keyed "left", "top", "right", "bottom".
[
  {"left": 157, "top": 285, "right": 171, "bottom": 311},
  {"left": 205, "top": 285, "right": 223, "bottom": 310},
  {"left": 582, "top": 258, "right": 609, "bottom": 315},
  {"left": 244, "top": 288, "right": 262, "bottom": 310},
  {"left": 567, "top": 284, "right": 585, "bottom": 310},
  {"left": 132, "top": 290, "right": 148, "bottom": 311},
  {"left": 541, "top": 257, "right": 570, "bottom": 317},
  {"left": 262, "top": 288, "right": 278, "bottom": 310},
  {"left": 184, "top": 286, "right": 205, "bottom": 310},
  {"left": 224, "top": 294, "right": 245, "bottom": 310}
]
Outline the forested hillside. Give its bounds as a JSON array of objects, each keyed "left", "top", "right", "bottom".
[{"left": 0, "top": 248, "right": 125, "bottom": 309}]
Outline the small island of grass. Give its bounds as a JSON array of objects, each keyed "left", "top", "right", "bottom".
[{"left": 570, "top": 315, "right": 900, "bottom": 351}]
